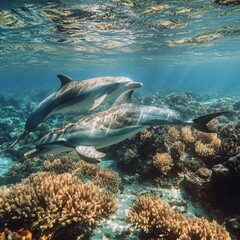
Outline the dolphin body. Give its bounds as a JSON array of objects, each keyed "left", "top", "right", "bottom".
[
  {"left": 24, "top": 90, "right": 228, "bottom": 163},
  {"left": 11, "top": 75, "right": 143, "bottom": 147}
]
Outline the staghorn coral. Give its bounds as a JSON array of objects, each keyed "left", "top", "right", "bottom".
[
  {"left": 181, "top": 127, "right": 195, "bottom": 143},
  {"left": 0, "top": 172, "right": 117, "bottom": 239},
  {"left": 92, "top": 168, "right": 121, "bottom": 194},
  {"left": 194, "top": 140, "right": 216, "bottom": 157},
  {"left": 42, "top": 156, "right": 80, "bottom": 174},
  {"left": 72, "top": 161, "right": 121, "bottom": 194},
  {"left": 167, "top": 127, "right": 222, "bottom": 161},
  {"left": 168, "top": 127, "right": 180, "bottom": 141},
  {"left": 153, "top": 152, "right": 173, "bottom": 175},
  {"left": 127, "top": 195, "right": 231, "bottom": 240},
  {"left": 42, "top": 156, "right": 121, "bottom": 194}
]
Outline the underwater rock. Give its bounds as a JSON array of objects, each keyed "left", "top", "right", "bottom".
[
  {"left": 212, "top": 164, "right": 230, "bottom": 178},
  {"left": 219, "top": 122, "right": 240, "bottom": 160},
  {"left": 196, "top": 167, "right": 212, "bottom": 179},
  {"left": 182, "top": 171, "right": 210, "bottom": 199}
]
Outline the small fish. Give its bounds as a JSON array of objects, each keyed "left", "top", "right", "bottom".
[
  {"left": 11, "top": 75, "right": 143, "bottom": 147},
  {"left": 24, "top": 90, "right": 228, "bottom": 163}
]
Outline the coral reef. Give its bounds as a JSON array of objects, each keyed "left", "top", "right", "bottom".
[
  {"left": 153, "top": 152, "right": 173, "bottom": 175},
  {"left": 72, "top": 161, "right": 121, "bottom": 194},
  {"left": 0, "top": 172, "right": 117, "bottom": 239},
  {"left": 127, "top": 194, "right": 231, "bottom": 240},
  {"left": 42, "top": 156, "right": 121, "bottom": 194},
  {"left": 1, "top": 89, "right": 239, "bottom": 239},
  {"left": 0, "top": 228, "right": 32, "bottom": 240}
]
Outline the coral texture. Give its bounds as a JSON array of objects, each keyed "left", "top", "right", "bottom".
[
  {"left": 0, "top": 228, "right": 32, "bottom": 240},
  {"left": 0, "top": 172, "right": 117, "bottom": 239},
  {"left": 153, "top": 152, "right": 173, "bottom": 175},
  {"left": 127, "top": 195, "right": 230, "bottom": 240}
]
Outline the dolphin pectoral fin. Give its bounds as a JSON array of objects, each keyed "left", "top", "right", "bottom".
[
  {"left": 90, "top": 94, "right": 107, "bottom": 111},
  {"left": 37, "top": 140, "right": 67, "bottom": 148},
  {"left": 111, "top": 90, "right": 133, "bottom": 107},
  {"left": 75, "top": 146, "right": 105, "bottom": 163},
  {"left": 57, "top": 74, "right": 74, "bottom": 88}
]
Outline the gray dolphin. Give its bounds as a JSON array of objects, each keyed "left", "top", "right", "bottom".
[
  {"left": 24, "top": 90, "right": 228, "bottom": 163},
  {"left": 11, "top": 75, "right": 143, "bottom": 147}
]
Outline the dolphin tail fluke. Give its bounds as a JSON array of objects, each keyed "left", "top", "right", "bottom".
[
  {"left": 10, "top": 130, "right": 29, "bottom": 148},
  {"left": 193, "top": 111, "right": 229, "bottom": 133}
]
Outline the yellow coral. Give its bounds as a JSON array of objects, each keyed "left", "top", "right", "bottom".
[
  {"left": 168, "top": 127, "right": 180, "bottom": 141},
  {"left": 140, "top": 129, "right": 153, "bottom": 140},
  {"left": 127, "top": 195, "right": 231, "bottom": 240},
  {"left": 0, "top": 172, "right": 117, "bottom": 238},
  {"left": 92, "top": 168, "right": 121, "bottom": 194},
  {"left": 181, "top": 127, "right": 195, "bottom": 143},
  {"left": 153, "top": 153, "right": 173, "bottom": 174},
  {"left": 194, "top": 141, "right": 216, "bottom": 157},
  {"left": 72, "top": 161, "right": 120, "bottom": 194}
]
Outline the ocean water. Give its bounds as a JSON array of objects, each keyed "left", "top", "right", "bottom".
[
  {"left": 1, "top": 0, "right": 240, "bottom": 93},
  {"left": 1, "top": 0, "right": 240, "bottom": 239}
]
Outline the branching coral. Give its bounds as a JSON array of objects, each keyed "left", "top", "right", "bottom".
[
  {"left": 42, "top": 157, "right": 79, "bottom": 174},
  {"left": 167, "top": 126, "right": 222, "bottom": 159},
  {"left": 153, "top": 152, "right": 173, "bottom": 175},
  {"left": 127, "top": 195, "right": 231, "bottom": 240},
  {"left": 194, "top": 140, "right": 216, "bottom": 157},
  {"left": 42, "top": 157, "right": 121, "bottom": 194},
  {"left": 181, "top": 127, "right": 195, "bottom": 143},
  {"left": 0, "top": 172, "right": 117, "bottom": 239},
  {"left": 72, "top": 161, "right": 121, "bottom": 194}
]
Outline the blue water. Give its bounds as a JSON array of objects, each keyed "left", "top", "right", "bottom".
[{"left": 1, "top": 0, "right": 240, "bottom": 94}]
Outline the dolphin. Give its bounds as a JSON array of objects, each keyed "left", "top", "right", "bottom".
[
  {"left": 11, "top": 75, "right": 143, "bottom": 147},
  {"left": 24, "top": 90, "right": 228, "bottom": 163}
]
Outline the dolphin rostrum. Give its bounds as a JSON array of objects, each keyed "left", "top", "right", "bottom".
[
  {"left": 11, "top": 75, "right": 143, "bottom": 147},
  {"left": 24, "top": 90, "right": 228, "bottom": 163}
]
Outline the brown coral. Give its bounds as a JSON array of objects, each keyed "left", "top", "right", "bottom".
[
  {"left": 127, "top": 195, "right": 231, "bottom": 240},
  {"left": 181, "top": 127, "right": 195, "bottom": 143},
  {"left": 153, "top": 152, "right": 173, "bottom": 175},
  {"left": 194, "top": 140, "right": 216, "bottom": 157},
  {"left": 168, "top": 127, "right": 180, "bottom": 141},
  {"left": 42, "top": 158, "right": 121, "bottom": 194},
  {"left": 73, "top": 161, "right": 121, "bottom": 194},
  {"left": 0, "top": 172, "right": 117, "bottom": 239}
]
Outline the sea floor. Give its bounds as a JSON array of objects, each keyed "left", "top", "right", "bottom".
[{"left": 0, "top": 89, "right": 239, "bottom": 239}]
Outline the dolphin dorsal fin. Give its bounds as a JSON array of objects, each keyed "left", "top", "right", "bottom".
[
  {"left": 57, "top": 74, "right": 74, "bottom": 88},
  {"left": 112, "top": 90, "right": 134, "bottom": 107}
]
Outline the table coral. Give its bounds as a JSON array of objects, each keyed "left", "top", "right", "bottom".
[
  {"left": 0, "top": 172, "right": 117, "bottom": 239},
  {"left": 127, "top": 195, "right": 231, "bottom": 240}
]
